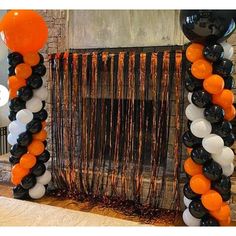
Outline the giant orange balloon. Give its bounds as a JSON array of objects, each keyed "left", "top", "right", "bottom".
[
  {"left": 28, "top": 140, "right": 45, "bottom": 156},
  {"left": 11, "top": 163, "right": 29, "bottom": 179},
  {"left": 201, "top": 190, "right": 223, "bottom": 211},
  {"left": 186, "top": 43, "right": 204, "bottom": 63},
  {"left": 212, "top": 89, "right": 234, "bottom": 109},
  {"left": 33, "top": 129, "right": 47, "bottom": 141},
  {"left": 210, "top": 202, "right": 230, "bottom": 221},
  {"left": 184, "top": 157, "right": 203, "bottom": 176},
  {"left": 203, "top": 74, "right": 224, "bottom": 95},
  {"left": 190, "top": 174, "right": 211, "bottom": 195},
  {"left": 191, "top": 59, "right": 213, "bottom": 80},
  {"left": 15, "top": 63, "right": 32, "bottom": 79},
  {"left": 0, "top": 10, "right": 48, "bottom": 54},
  {"left": 224, "top": 105, "right": 236, "bottom": 121},
  {"left": 20, "top": 153, "right": 37, "bottom": 169}
]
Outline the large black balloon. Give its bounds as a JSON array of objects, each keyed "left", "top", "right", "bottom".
[
  {"left": 17, "top": 131, "right": 32, "bottom": 147},
  {"left": 13, "top": 185, "right": 29, "bottom": 200},
  {"left": 182, "top": 130, "right": 202, "bottom": 148},
  {"left": 9, "top": 155, "right": 20, "bottom": 165},
  {"left": 223, "top": 75, "right": 234, "bottom": 89},
  {"left": 8, "top": 110, "right": 16, "bottom": 121},
  {"left": 9, "top": 98, "right": 26, "bottom": 113},
  {"left": 223, "top": 133, "right": 235, "bottom": 147},
  {"left": 191, "top": 90, "right": 212, "bottom": 108},
  {"left": 8, "top": 52, "right": 23, "bottom": 67},
  {"left": 17, "top": 86, "right": 33, "bottom": 102},
  {"left": 191, "top": 146, "right": 212, "bottom": 165},
  {"left": 212, "top": 175, "right": 231, "bottom": 195},
  {"left": 203, "top": 160, "right": 222, "bottom": 181},
  {"left": 180, "top": 10, "right": 236, "bottom": 44},
  {"left": 203, "top": 44, "right": 224, "bottom": 62},
  {"left": 8, "top": 66, "right": 16, "bottom": 76},
  {"left": 204, "top": 105, "right": 224, "bottom": 123},
  {"left": 26, "top": 119, "right": 42, "bottom": 134},
  {"left": 183, "top": 183, "right": 200, "bottom": 200},
  {"left": 37, "top": 150, "right": 50, "bottom": 163},
  {"left": 10, "top": 144, "right": 27, "bottom": 158},
  {"left": 21, "top": 174, "right": 37, "bottom": 190},
  {"left": 200, "top": 215, "right": 219, "bottom": 226},
  {"left": 31, "top": 162, "right": 46, "bottom": 177},
  {"left": 26, "top": 74, "right": 43, "bottom": 89},
  {"left": 213, "top": 58, "right": 234, "bottom": 77},
  {"left": 32, "top": 63, "right": 46, "bottom": 76},
  {"left": 212, "top": 121, "right": 232, "bottom": 137},
  {"left": 33, "top": 109, "right": 48, "bottom": 121},
  {"left": 189, "top": 200, "right": 208, "bottom": 219},
  {"left": 221, "top": 191, "right": 231, "bottom": 201},
  {"left": 185, "top": 73, "right": 203, "bottom": 92}
]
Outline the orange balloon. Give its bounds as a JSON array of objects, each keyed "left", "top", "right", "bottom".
[
  {"left": 23, "top": 52, "right": 40, "bottom": 66},
  {"left": 20, "top": 153, "right": 37, "bottom": 169},
  {"left": 33, "top": 129, "right": 47, "bottom": 141},
  {"left": 191, "top": 59, "right": 213, "bottom": 80},
  {"left": 42, "top": 121, "right": 47, "bottom": 129},
  {"left": 224, "top": 105, "right": 236, "bottom": 121},
  {"left": 28, "top": 140, "right": 45, "bottom": 156},
  {"left": 0, "top": 10, "right": 48, "bottom": 54},
  {"left": 201, "top": 190, "right": 223, "bottom": 211},
  {"left": 190, "top": 174, "right": 211, "bottom": 195},
  {"left": 15, "top": 63, "right": 32, "bottom": 79},
  {"left": 186, "top": 147, "right": 192, "bottom": 156},
  {"left": 8, "top": 75, "right": 26, "bottom": 90},
  {"left": 203, "top": 74, "right": 224, "bottom": 95},
  {"left": 219, "top": 216, "right": 231, "bottom": 226},
  {"left": 212, "top": 89, "right": 234, "bottom": 109},
  {"left": 11, "top": 173, "right": 22, "bottom": 185},
  {"left": 186, "top": 43, "right": 204, "bottom": 63},
  {"left": 11, "top": 163, "right": 29, "bottom": 179},
  {"left": 210, "top": 202, "right": 230, "bottom": 221},
  {"left": 184, "top": 157, "right": 203, "bottom": 176}
]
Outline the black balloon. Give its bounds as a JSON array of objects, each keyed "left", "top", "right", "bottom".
[
  {"left": 185, "top": 73, "right": 203, "bottom": 92},
  {"left": 191, "top": 90, "right": 212, "bottom": 108},
  {"left": 212, "top": 175, "right": 231, "bottom": 195},
  {"left": 39, "top": 53, "right": 44, "bottom": 64},
  {"left": 37, "top": 150, "right": 50, "bottom": 163},
  {"left": 8, "top": 52, "right": 23, "bottom": 67},
  {"left": 32, "top": 63, "right": 46, "bottom": 76},
  {"left": 223, "top": 75, "right": 234, "bottom": 89},
  {"left": 21, "top": 174, "right": 37, "bottom": 190},
  {"left": 187, "top": 120, "right": 192, "bottom": 130},
  {"left": 13, "top": 185, "right": 29, "bottom": 199},
  {"left": 9, "top": 98, "right": 26, "bottom": 113},
  {"left": 10, "top": 144, "right": 27, "bottom": 158},
  {"left": 203, "top": 44, "right": 224, "bottom": 62},
  {"left": 200, "top": 215, "right": 219, "bottom": 226},
  {"left": 212, "top": 121, "right": 232, "bottom": 137},
  {"left": 17, "top": 86, "right": 33, "bottom": 102},
  {"left": 17, "top": 131, "right": 33, "bottom": 147},
  {"left": 9, "top": 155, "right": 20, "bottom": 165},
  {"left": 203, "top": 160, "right": 222, "bottom": 181},
  {"left": 31, "top": 162, "right": 46, "bottom": 177},
  {"left": 8, "top": 110, "right": 16, "bottom": 121},
  {"left": 213, "top": 58, "right": 234, "bottom": 77},
  {"left": 42, "top": 100, "right": 46, "bottom": 109},
  {"left": 183, "top": 183, "right": 200, "bottom": 200},
  {"left": 221, "top": 191, "right": 231, "bottom": 201},
  {"left": 26, "top": 74, "right": 43, "bottom": 89},
  {"left": 182, "top": 130, "right": 202, "bottom": 148},
  {"left": 204, "top": 105, "right": 224, "bottom": 123},
  {"left": 180, "top": 10, "right": 236, "bottom": 44},
  {"left": 189, "top": 200, "right": 208, "bottom": 219},
  {"left": 191, "top": 146, "right": 212, "bottom": 165},
  {"left": 33, "top": 109, "right": 48, "bottom": 121},
  {"left": 223, "top": 133, "right": 235, "bottom": 147},
  {"left": 26, "top": 119, "right": 42, "bottom": 134},
  {"left": 8, "top": 66, "right": 16, "bottom": 76}
]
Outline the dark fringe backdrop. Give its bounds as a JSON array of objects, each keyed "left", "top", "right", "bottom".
[{"left": 49, "top": 46, "right": 187, "bottom": 221}]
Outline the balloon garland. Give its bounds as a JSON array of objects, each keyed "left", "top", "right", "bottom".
[
  {"left": 180, "top": 10, "right": 236, "bottom": 226},
  {"left": 0, "top": 10, "right": 51, "bottom": 200}
]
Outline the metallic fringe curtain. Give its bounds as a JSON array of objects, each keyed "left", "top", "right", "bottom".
[{"left": 49, "top": 47, "right": 186, "bottom": 219}]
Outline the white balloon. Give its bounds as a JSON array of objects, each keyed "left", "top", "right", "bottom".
[
  {"left": 185, "top": 104, "right": 204, "bottom": 121},
  {"left": 202, "top": 134, "right": 224, "bottom": 154},
  {"left": 190, "top": 118, "right": 212, "bottom": 138},
  {"left": 187, "top": 92, "right": 193, "bottom": 104},
  {"left": 182, "top": 208, "right": 200, "bottom": 226},
  {"left": 220, "top": 41, "right": 234, "bottom": 60},
  {"left": 212, "top": 147, "right": 234, "bottom": 167},
  {"left": 37, "top": 170, "right": 52, "bottom": 185},
  {"left": 8, "top": 120, "right": 26, "bottom": 136},
  {"left": 222, "top": 163, "right": 234, "bottom": 177},
  {"left": 0, "top": 85, "right": 9, "bottom": 107},
  {"left": 29, "top": 183, "right": 46, "bottom": 199},
  {"left": 34, "top": 86, "right": 48, "bottom": 101},
  {"left": 184, "top": 196, "right": 192, "bottom": 208},
  {"left": 16, "top": 109, "right": 33, "bottom": 124},
  {"left": 26, "top": 97, "right": 43, "bottom": 113},
  {"left": 7, "top": 133, "right": 18, "bottom": 146}
]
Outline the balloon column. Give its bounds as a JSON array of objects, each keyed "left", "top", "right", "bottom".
[
  {"left": 0, "top": 10, "right": 51, "bottom": 200},
  {"left": 180, "top": 10, "right": 236, "bottom": 226}
]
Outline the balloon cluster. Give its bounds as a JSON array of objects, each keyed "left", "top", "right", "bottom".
[
  {"left": 0, "top": 10, "right": 50, "bottom": 200},
  {"left": 180, "top": 10, "right": 236, "bottom": 227}
]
